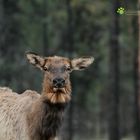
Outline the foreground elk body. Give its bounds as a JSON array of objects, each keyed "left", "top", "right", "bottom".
[{"left": 0, "top": 52, "right": 94, "bottom": 140}]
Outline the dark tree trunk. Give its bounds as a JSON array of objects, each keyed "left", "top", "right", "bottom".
[
  {"left": 108, "top": 0, "right": 120, "bottom": 140},
  {"left": 134, "top": 1, "right": 140, "bottom": 139},
  {"left": 66, "top": 0, "right": 74, "bottom": 53},
  {"left": 0, "top": 0, "right": 4, "bottom": 48},
  {"left": 0, "top": 0, "right": 4, "bottom": 66},
  {"left": 133, "top": 38, "right": 140, "bottom": 140},
  {"left": 42, "top": 0, "right": 48, "bottom": 55},
  {"left": 0, "top": 0, "right": 20, "bottom": 86},
  {"left": 66, "top": 0, "right": 74, "bottom": 140}
]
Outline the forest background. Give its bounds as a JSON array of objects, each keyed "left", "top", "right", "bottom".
[{"left": 0, "top": 0, "right": 139, "bottom": 140}]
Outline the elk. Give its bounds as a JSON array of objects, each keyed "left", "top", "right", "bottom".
[{"left": 0, "top": 52, "right": 94, "bottom": 140}]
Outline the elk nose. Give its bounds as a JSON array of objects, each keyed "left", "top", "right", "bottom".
[{"left": 53, "top": 78, "right": 65, "bottom": 88}]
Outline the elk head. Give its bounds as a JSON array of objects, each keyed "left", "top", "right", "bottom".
[{"left": 26, "top": 52, "right": 94, "bottom": 104}]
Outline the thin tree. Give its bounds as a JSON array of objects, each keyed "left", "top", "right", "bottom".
[
  {"left": 134, "top": 0, "right": 140, "bottom": 139},
  {"left": 0, "top": 0, "right": 4, "bottom": 50},
  {"left": 66, "top": 0, "right": 75, "bottom": 140},
  {"left": 42, "top": 0, "right": 49, "bottom": 55},
  {"left": 0, "top": 0, "right": 20, "bottom": 86},
  {"left": 108, "top": 0, "right": 120, "bottom": 140}
]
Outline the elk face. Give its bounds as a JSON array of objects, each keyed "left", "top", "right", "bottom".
[{"left": 26, "top": 52, "right": 94, "bottom": 104}]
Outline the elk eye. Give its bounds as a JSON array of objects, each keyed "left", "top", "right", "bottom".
[
  {"left": 66, "top": 66, "right": 71, "bottom": 71},
  {"left": 43, "top": 67, "right": 49, "bottom": 71}
]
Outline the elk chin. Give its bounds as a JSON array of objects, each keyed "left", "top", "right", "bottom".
[
  {"left": 45, "top": 87, "right": 71, "bottom": 104},
  {"left": 53, "top": 87, "right": 66, "bottom": 93}
]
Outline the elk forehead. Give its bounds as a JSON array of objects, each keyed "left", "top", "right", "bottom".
[{"left": 44, "top": 56, "right": 71, "bottom": 68}]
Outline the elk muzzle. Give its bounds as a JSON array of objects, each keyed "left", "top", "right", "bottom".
[{"left": 53, "top": 78, "right": 65, "bottom": 88}]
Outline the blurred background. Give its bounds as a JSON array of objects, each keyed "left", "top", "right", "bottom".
[{"left": 0, "top": 0, "right": 139, "bottom": 140}]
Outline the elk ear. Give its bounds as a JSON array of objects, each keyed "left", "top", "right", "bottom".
[
  {"left": 26, "top": 52, "right": 45, "bottom": 70},
  {"left": 71, "top": 57, "right": 94, "bottom": 70}
]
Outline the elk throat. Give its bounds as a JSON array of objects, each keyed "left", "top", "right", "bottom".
[
  {"left": 40, "top": 102, "right": 67, "bottom": 139},
  {"left": 27, "top": 99, "right": 67, "bottom": 140}
]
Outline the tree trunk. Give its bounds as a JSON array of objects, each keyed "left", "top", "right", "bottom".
[
  {"left": 42, "top": 0, "right": 48, "bottom": 55},
  {"left": 0, "top": 0, "right": 20, "bottom": 86},
  {"left": 66, "top": 0, "right": 74, "bottom": 140},
  {"left": 108, "top": 0, "right": 120, "bottom": 140},
  {"left": 0, "top": 0, "right": 4, "bottom": 49},
  {"left": 135, "top": 0, "right": 140, "bottom": 139},
  {"left": 133, "top": 39, "right": 140, "bottom": 140}
]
